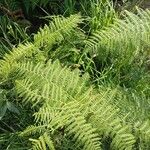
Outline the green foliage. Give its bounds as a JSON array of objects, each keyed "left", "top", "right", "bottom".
[
  {"left": 0, "top": 1, "right": 150, "bottom": 150},
  {"left": 88, "top": 0, "right": 117, "bottom": 31},
  {"left": 30, "top": 132, "right": 55, "bottom": 150},
  {"left": 85, "top": 8, "right": 150, "bottom": 90},
  {"left": 0, "top": 16, "right": 30, "bottom": 56},
  {"left": 14, "top": 60, "right": 136, "bottom": 149},
  {"left": 0, "top": 89, "right": 19, "bottom": 120},
  {"left": 86, "top": 8, "right": 150, "bottom": 62},
  {"left": 34, "top": 14, "right": 82, "bottom": 49}
]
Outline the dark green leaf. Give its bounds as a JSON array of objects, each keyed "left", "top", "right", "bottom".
[
  {"left": 6, "top": 101, "right": 20, "bottom": 115},
  {"left": 0, "top": 101, "right": 7, "bottom": 120}
]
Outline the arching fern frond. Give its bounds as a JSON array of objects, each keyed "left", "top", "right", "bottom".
[
  {"left": 88, "top": 90, "right": 136, "bottom": 150},
  {"left": 15, "top": 60, "right": 90, "bottom": 105},
  {"left": 34, "top": 14, "right": 82, "bottom": 49},
  {"left": 0, "top": 42, "right": 38, "bottom": 79},
  {"left": 85, "top": 8, "right": 150, "bottom": 64},
  {"left": 49, "top": 101, "right": 101, "bottom": 150},
  {"left": 19, "top": 125, "right": 47, "bottom": 137}
]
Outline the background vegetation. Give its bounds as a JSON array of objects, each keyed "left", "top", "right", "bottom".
[{"left": 0, "top": 0, "right": 150, "bottom": 149}]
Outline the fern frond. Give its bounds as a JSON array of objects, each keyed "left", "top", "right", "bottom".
[
  {"left": 34, "top": 14, "right": 82, "bottom": 49},
  {"left": 2, "top": 43, "right": 36, "bottom": 62},
  {"left": 88, "top": 90, "right": 136, "bottom": 150},
  {"left": 50, "top": 101, "right": 101, "bottom": 150},
  {"left": 34, "top": 104, "right": 58, "bottom": 125},
  {"left": 0, "top": 14, "right": 82, "bottom": 80},
  {"left": 134, "top": 120, "right": 150, "bottom": 144},
  {"left": 85, "top": 8, "right": 150, "bottom": 64},
  {"left": 0, "top": 42, "right": 38, "bottom": 79},
  {"left": 29, "top": 132, "right": 55, "bottom": 150},
  {"left": 15, "top": 79, "right": 44, "bottom": 106},
  {"left": 15, "top": 60, "right": 101, "bottom": 149},
  {"left": 19, "top": 125, "right": 47, "bottom": 137},
  {"left": 15, "top": 60, "right": 90, "bottom": 106}
]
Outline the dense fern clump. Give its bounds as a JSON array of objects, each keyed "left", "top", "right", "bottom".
[
  {"left": 0, "top": 3, "right": 150, "bottom": 150},
  {"left": 2, "top": 59, "right": 136, "bottom": 149}
]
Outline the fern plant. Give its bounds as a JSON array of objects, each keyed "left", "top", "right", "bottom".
[
  {"left": 85, "top": 8, "right": 150, "bottom": 87},
  {"left": 13, "top": 60, "right": 136, "bottom": 150},
  {"left": 0, "top": 58, "right": 137, "bottom": 149},
  {"left": 0, "top": 7, "right": 150, "bottom": 150},
  {"left": 86, "top": 8, "right": 150, "bottom": 62}
]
